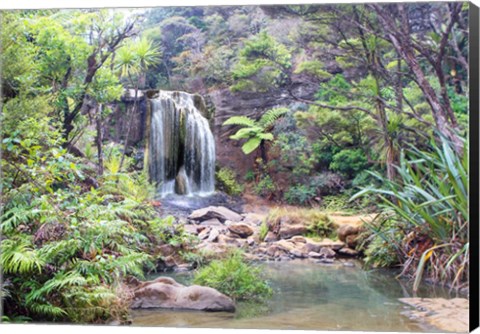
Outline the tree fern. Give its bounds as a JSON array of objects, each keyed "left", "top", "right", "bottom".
[
  {"left": 259, "top": 107, "right": 288, "bottom": 129},
  {"left": 223, "top": 116, "right": 256, "bottom": 127}
]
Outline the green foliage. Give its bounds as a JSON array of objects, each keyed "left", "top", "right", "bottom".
[
  {"left": 259, "top": 221, "right": 269, "bottom": 241},
  {"left": 254, "top": 175, "right": 276, "bottom": 198},
  {"left": 330, "top": 149, "right": 369, "bottom": 178},
  {"left": 244, "top": 170, "right": 255, "bottom": 182},
  {"left": 284, "top": 184, "right": 316, "bottom": 206},
  {"left": 224, "top": 107, "right": 288, "bottom": 155},
  {"left": 193, "top": 250, "right": 272, "bottom": 301},
  {"left": 216, "top": 167, "right": 244, "bottom": 196},
  {"left": 352, "top": 136, "right": 468, "bottom": 290},
  {"left": 294, "top": 60, "right": 332, "bottom": 79},
  {"left": 231, "top": 32, "right": 291, "bottom": 92}
]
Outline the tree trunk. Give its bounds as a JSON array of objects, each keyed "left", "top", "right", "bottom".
[{"left": 96, "top": 104, "right": 104, "bottom": 176}]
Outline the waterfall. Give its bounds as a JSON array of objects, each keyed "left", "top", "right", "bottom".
[{"left": 148, "top": 91, "right": 215, "bottom": 197}]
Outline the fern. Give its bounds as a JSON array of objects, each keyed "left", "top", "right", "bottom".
[
  {"left": 223, "top": 116, "right": 256, "bottom": 127},
  {"left": 1, "top": 237, "right": 44, "bottom": 274},
  {"left": 259, "top": 107, "right": 288, "bottom": 129}
]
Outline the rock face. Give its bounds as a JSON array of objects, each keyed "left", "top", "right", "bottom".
[
  {"left": 131, "top": 277, "right": 235, "bottom": 312},
  {"left": 189, "top": 206, "right": 243, "bottom": 223}
]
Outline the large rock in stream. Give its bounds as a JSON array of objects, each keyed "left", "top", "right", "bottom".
[
  {"left": 131, "top": 277, "right": 235, "bottom": 312},
  {"left": 189, "top": 206, "right": 243, "bottom": 223}
]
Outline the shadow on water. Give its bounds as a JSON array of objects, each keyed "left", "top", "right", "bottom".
[{"left": 131, "top": 260, "right": 457, "bottom": 331}]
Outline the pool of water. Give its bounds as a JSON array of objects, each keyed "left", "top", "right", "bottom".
[{"left": 131, "top": 260, "right": 460, "bottom": 332}]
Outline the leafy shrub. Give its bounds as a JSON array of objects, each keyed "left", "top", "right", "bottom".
[
  {"left": 284, "top": 184, "right": 316, "bottom": 206},
  {"left": 352, "top": 136, "right": 468, "bottom": 291},
  {"left": 310, "top": 172, "right": 344, "bottom": 195},
  {"left": 254, "top": 175, "right": 276, "bottom": 198},
  {"left": 330, "top": 148, "right": 368, "bottom": 178},
  {"left": 244, "top": 170, "right": 255, "bottom": 182},
  {"left": 193, "top": 250, "right": 272, "bottom": 301},
  {"left": 216, "top": 167, "right": 244, "bottom": 196}
]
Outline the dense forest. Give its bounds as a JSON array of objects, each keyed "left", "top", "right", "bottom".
[{"left": 0, "top": 3, "right": 470, "bottom": 328}]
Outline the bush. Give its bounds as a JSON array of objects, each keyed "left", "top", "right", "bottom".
[
  {"left": 352, "top": 136, "right": 468, "bottom": 291},
  {"left": 244, "top": 170, "right": 255, "bottom": 182},
  {"left": 330, "top": 148, "right": 368, "bottom": 178},
  {"left": 254, "top": 174, "right": 276, "bottom": 198},
  {"left": 216, "top": 167, "right": 244, "bottom": 196},
  {"left": 193, "top": 250, "right": 272, "bottom": 301},
  {"left": 283, "top": 184, "right": 316, "bottom": 206}
]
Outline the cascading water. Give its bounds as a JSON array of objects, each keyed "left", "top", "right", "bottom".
[{"left": 148, "top": 91, "right": 215, "bottom": 197}]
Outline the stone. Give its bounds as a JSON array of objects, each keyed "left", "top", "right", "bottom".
[
  {"left": 290, "top": 249, "right": 307, "bottom": 258},
  {"left": 207, "top": 228, "right": 220, "bottom": 242},
  {"left": 131, "top": 277, "right": 235, "bottom": 312},
  {"left": 199, "top": 218, "right": 224, "bottom": 227},
  {"left": 278, "top": 224, "right": 307, "bottom": 239},
  {"left": 246, "top": 237, "right": 255, "bottom": 246},
  {"left": 319, "top": 247, "right": 336, "bottom": 258},
  {"left": 308, "top": 251, "right": 323, "bottom": 259},
  {"left": 183, "top": 225, "right": 199, "bottom": 235},
  {"left": 315, "top": 258, "right": 334, "bottom": 264},
  {"left": 301, "top": 239, "right": 326, "bottom": 253},
  {"left": 264, "top": 231, "right": 278, "bottom": 242},
  {"left": 157, "top": 244, "right": 176, "bottom": 257},
  {"left": 228, "top": 223, "right": 254, "bottom": 238},
  {"left": 345, "top": 234, "right": 359, "bottom": 249},
  {"left": 290, "top": 236, "right": 307, "bottom": 243},
  {"left": 198, "top": 228, "right": 211, "bottom": 240},
  {"left": 189, "top": 206, "right": 243, "bottom": 223},
  {"left": 337, "top": 224, "right": 360, "bottom": 242},
  {"left": 399, "top": 298, "right": 468, "bottom": 333},
  {"left": 217, "top": 234, "right": 240, "bottom": 246},
  {"left": 274, "top": 240, "right": 297, "bottom": 253},
  {"left": 338, "top": 247, "right": 359, "bottom": 257},
  {"left": 317, "top": 239, "right": 345, "bottom": 250},
  {"left": 174, "top": 264, "right": 192, "bottom": 272}
]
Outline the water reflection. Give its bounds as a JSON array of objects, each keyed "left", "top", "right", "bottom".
[{"left": 131, "top": 260, "right": 458, "bottom": 332}]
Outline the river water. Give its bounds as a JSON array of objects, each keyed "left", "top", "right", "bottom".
[{"left": 131, "top": 260, "right": 460, "bottom": 331}]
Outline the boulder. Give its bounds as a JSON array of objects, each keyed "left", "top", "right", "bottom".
[
  {"left": 317, "top": 239, "right": 345, "bottom": 250},
  {"left": 319, "top": 247, "right": 336, "bottom": 258},
  {"left": 337, "top": 224, "right": 360, "bottom": 242},
  {"left": 264, "top": 231, "right": 278, "bottom": 242},
  {"left": 274, "top": 240, "right": 297, "bottom": 253},
  {"left": 228, "top": 223, "right": 254, "bottom": 238},
  {"left": 207, "top": 228, "right": 220, "bottom": 242},
  {"left": 189, "top": 206, "right": 243, "bottom": 223},
  {"left": 198, "top": 228, "right": 211, "bottom": 240},
  {"left": 345, "top": 234, "right": 359, "bottom": 249},
  {"left": 183, "top": 225, "right": 199, "bottom": 235},
  {"left": 199, "top": 218, "right": 224, "bottom": 227},
  {"left": 308, "top": 251, "right": 323, "bottom": 259},
  {"left": 217, "top": 234, "right": 240, "bottom": 246},
  {"left": 290, "top": 236, "right": 307, "bottom": 243},
  {"left": 278, "top": 224, "right": 307, "bottom": 239},
  {"left": 131, "top": 277, "right": 235, "bottom": 312},
  {"left": 338, "top": 247, "right": 359, "bottom": 257}
]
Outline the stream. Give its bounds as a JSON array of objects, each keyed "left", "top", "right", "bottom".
[{"left": 131, "top": 260, "right": 459, "bottom": 331}]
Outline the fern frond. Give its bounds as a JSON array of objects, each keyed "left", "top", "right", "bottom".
[
  {"left": 259, "top": 107, "right": 288, "bottom": 129},
  {"left": 242, "top": 137, "right": 262, "bottom": 155},
  {"left": 223, "top": 116, "right": 256, "bottom": 127},
  {"left": 1, "top": 237, "right": 44, "bottom": 274}
]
